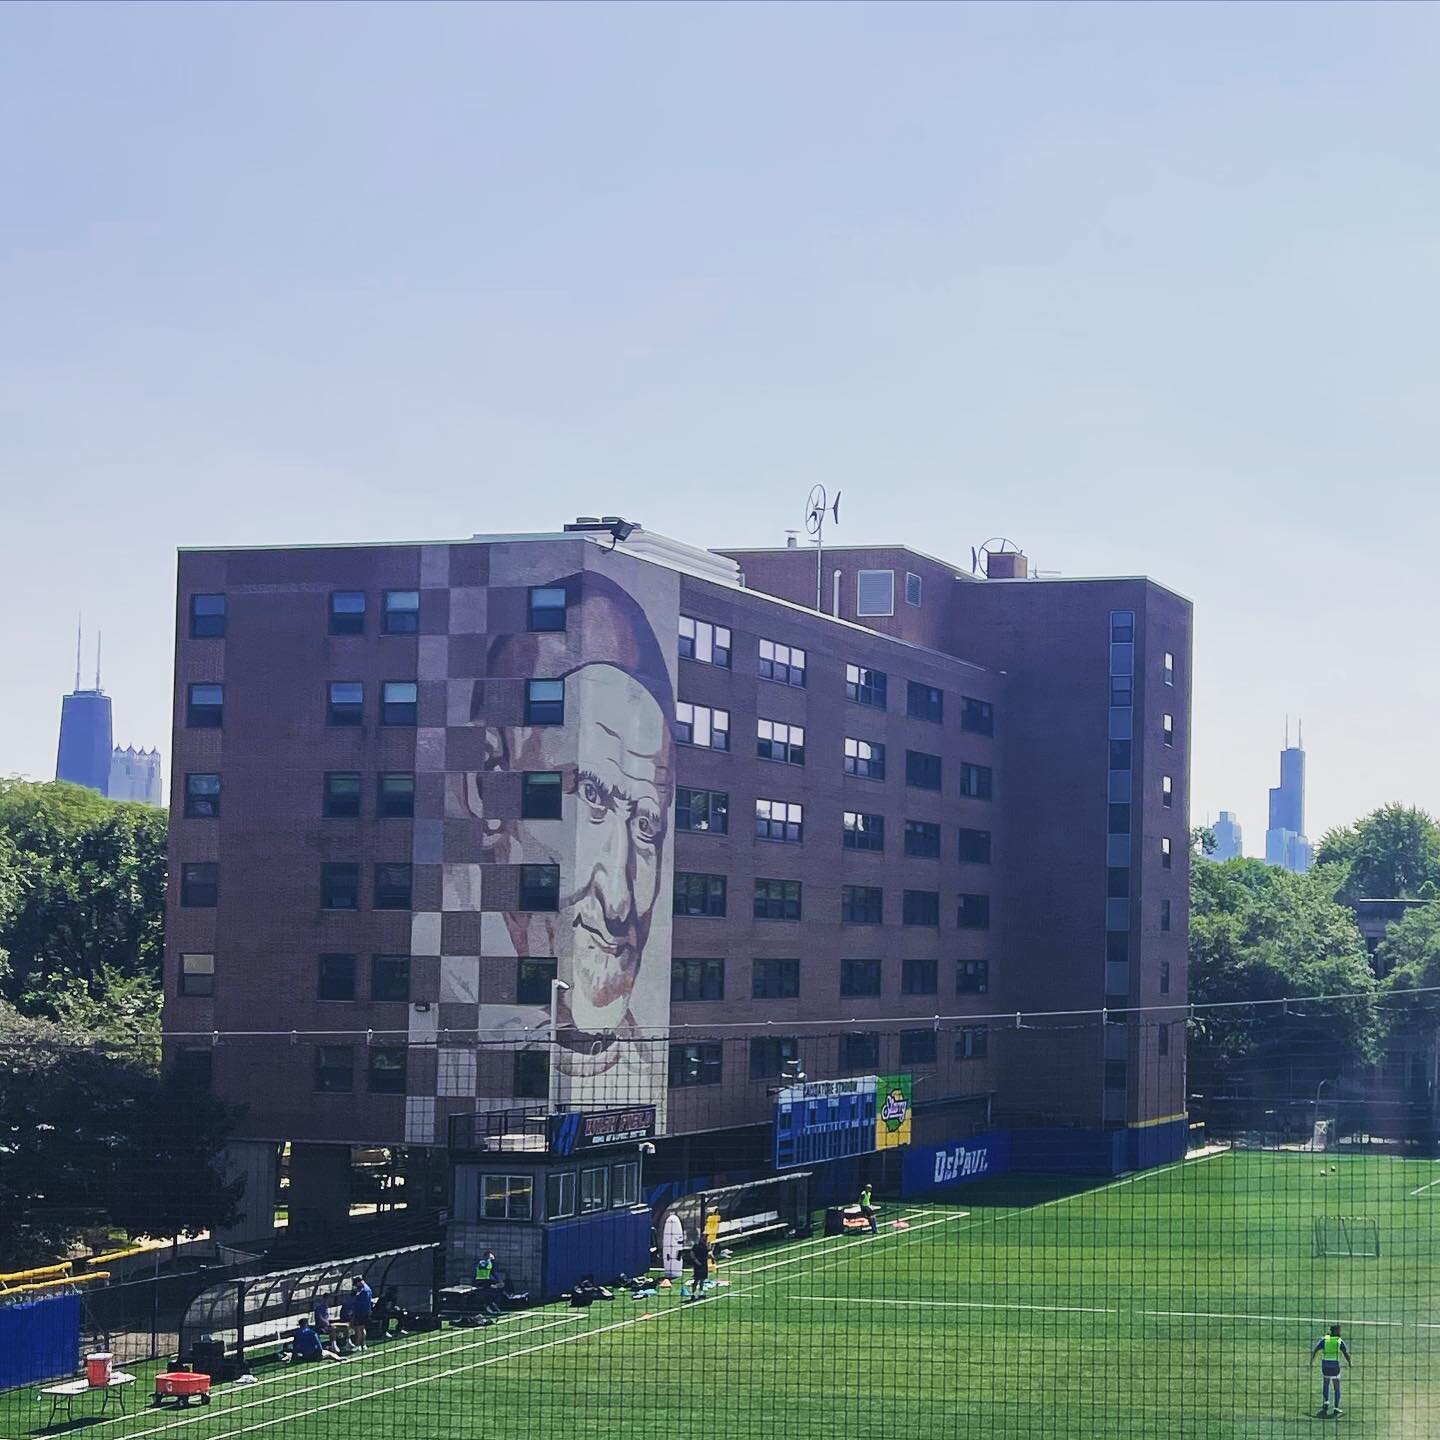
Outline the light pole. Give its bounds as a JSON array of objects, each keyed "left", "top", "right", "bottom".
[
  {"left": 1314, "top": 1077, "right": 1330, "bottom": 1151},
  {"left": 548, "top": 979, "right": 570, "bottom": 1114}
]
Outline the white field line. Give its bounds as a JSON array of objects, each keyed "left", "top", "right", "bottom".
[
  {"left": 780, "top": 1295, "right": 1118, "bottom": 1315},
  {"left": 1408, "top": 1175, "right": 1440, "bottom": 1197},
  {"left": 180, "top": 1209, "right": 967, "bottom": 1434},
  {"left": 89, "top": 1313, "right": 587, "bottom": 1440}
]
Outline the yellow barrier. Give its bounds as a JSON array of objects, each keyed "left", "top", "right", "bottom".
[
  {"left": 87, "top": 1245, "right": 147, "bottom": 1267},
  {"left": 0, "top": 1262, "right": 73, "bottom": 1290},
  {"left": 2, "top": 1272, "right": 109, "bottom": 1297}
]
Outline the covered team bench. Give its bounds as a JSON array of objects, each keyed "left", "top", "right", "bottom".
[
  {"left": 177, "top": 1243, "right": 437, "bottom": 1367},
  {"left": 656, "top": 1172, "right": 814, "bottom": 1257}
]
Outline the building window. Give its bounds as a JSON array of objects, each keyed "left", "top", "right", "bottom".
[
  {"left": 372, "top": 955, "right": 410, "bottom": 1002},
  {"left": 377, "top": 772, "right": 416, "bottom": 818},
  {"left": 957, "top": 959, "right": 990, "bottom": 994},
  {"left": 315, "top": 1045, "right": 354, "bottom": 1093},
  {"left": 173, "top": 1048, "right": 212, "bottom": 1090},
  {"left": 840, "top": 959, "right": 882, "bottom": 997},
  {"left": 845, "top": 664, "right": 887, "bottom": 709},
  {"left": 320, "top": 863, "right": 360, "bottom": 910},
  {"left": 841, "top": 885, "right": 883, "bottom": 925},
  {"left": 1162, "top": 775, "right": 1174, "bottom": 809},
  {"left": 324, "top": 771, "right": 362, "bottom": 818},
  {"left": 902, "top": 956, "right": 937, "bottom": 995},
  {"left": 754, "top": 878, "right": 802, "bottom": 921},
  {"left": 679, "top": 616, "right": 732, "bottom": 667},
  {"left": 547, "top": 1171, "right": 578, "bottom": 1220},
  {"left": 676, "top": 787, "right": 728, "bottom": 834},
  {"left": 518, "top": 864, "right": 560, "bottom": 911},
  {"left": 670, "top": 1043, "right": 722, "bottom": 1087},
  {"left": 1161, "top": 837, "right": 1173, "bottom": 869},
  {"left": 517, "top": 957, "right": 557, "bottom": 1006},
  {"left": 750, "top": 1036, "right": 799, "bottom": 1080},
  {"left": 752, "top": 958, "right": 800, "bottom": 999},
  {"left": 671, "top": 957, "right": 725, "bottom": 1002},
  {"left": 958, "top": 827, "right": 992, "bottom": 864},
  {"left": 1163, "top": 713, "right": 1175, "bottom": 747},
  {"left": 381, "top": 681, "right": 418, "bottom": 725},
  {"left": 906, "top": 682, "right": 943, "bottom": 724},
  {"left": 1161, "top": 899, "right": 1172, "bottom": 932},
  {"left": 840, "top": 1031, "right": 880, "bottom": 1070},
  {"left": 179, "top": 953, "right": 214, "bottom": 997},
  {"left": 757, "top": 719, "right": 805, "bottom": 766},
  {"left": 675, "top": 702, "right": 729, "bottom": 750},
  {"left": 521, "top": 772, "right": 564, "bottom": 820},
  {"left": 1110, "top": 739, "right": 1132, "bottom": 771},
  {"left": 1158, "top": 1026, "right": 1170, "bottom": 1057},
  {"left": 1110, "top": 677, "right": 1134, "bottom": 708},
  {"left": 318, "top": 953, "right": 357, "bottom": 1001},
  {"left": 1107, "top": 932, "right": 1130, "bottom": 965},
  {"left": 1107, "top": 865, "right": 1132, "bottom": 900},
  {"left": 184, "top": 772, "right": 221, "bottom": 818},
  {"left": 844, "top": 737, "right": 886, "bottom": 780},
  {"left": 368, "top": 1047, "right": 407, "bottom": 1094},
  {"left": 956, "top": 1026, "right": 988, "bottom": 1060},
  {"left": 1108, "top": 803, "right": 1131, "bottom": 835},
  {"left": 383, "top": 589, "right": 420, "bottom": 634},
  {"left": 903, "top": 890, "right": 940, "bottom": 927},
  {"left": 759, "top": 639, "right": 806, "bottom": 687},
  {"left": 906, "top": 750, "right": 942, "bottom": 790},
  {"left": 528, "top": 586, "right": 568, "bottom": 632},
  {"left": 1110, "top": 611, "right": 1135, "bottom": 644},
  {"left": 957, "top": 893, "right": 991, "bottom": 929},
  {"left": 189, "top": 593, "right": 226, "bottom": 638},
  {"left": 755, "top": 799, "right": 803, "bottom": 843},
  {"left": 523, "top": 679, "right": 566, "bottom": 725},
  {"left": 612, "top": 1160, "right": 640, "bottom": 1208},
  {"left": 900, "top": 1029, "right": 937, "bottom": 1065},
  {"left": 843, "top": 811, "right": 885, "bottom": 852},
  {"left": 856, "top": 570, "right": 895, "bottom": 617},
  {"left": 181, "top": 862, "right": 218, "bottom": 907},
  {"left": 904, "top": 820, "right": 941, "bottom": 858},
  {"left": 1111, "top": 643, "right": 1135, "bottom": 679},
  {"left": 959, "top": 762, "right": 992, "bottom": 799},
  {"left": 1164, "top": 651, "right": 1175, "bottom": 686},
  {"left": 374, "top": 863, "right": 412, "bottom": 910},
  {"left": 905, "top": 572, "right": 923, "bottom": 607},
  {"left": 186, "top": 683, "right": 224, "bottom": 728},
  {"left": 329, "top": 591, "right": 366, "bottom": 635},
  {"left": 480, "top": 1174, "right": 534, "bottom": 1220},
  {"left": 961, "top": 697, "right": 995, "bottom": 736},
  {"left": 675, "top": 872, "right": 727, "bottom": 917},
  {"left": 1160, "top": 959, "right": 1171, "bottom": 994},
  {"left": 328, "top": 681, "right": 364, "bottom": 726},
  {"left": 514, "top": 1050, "right": 549, "bottom": 1100}
]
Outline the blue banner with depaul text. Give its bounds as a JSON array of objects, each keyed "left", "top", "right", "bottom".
[{"left": 900, "top": 1130, "right": 1011, "bottom": 1197}]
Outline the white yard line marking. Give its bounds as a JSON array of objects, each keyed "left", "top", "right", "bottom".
[
  {"left": 1142, "top": 1310, "right": 1409, "bottom": 1328},
  {"left": 725, "top": 1207, "right": 945, "bottom": 1275},
  {"left": 1409, "top": 1176, "right": 1440, "bottom": 1196},
  {"left": 781, "top": 1295, "right": 1117, "bottom": 1315}
]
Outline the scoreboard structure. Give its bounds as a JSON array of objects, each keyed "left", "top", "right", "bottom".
[{"left": 774, "top": 1076, "right": 879, "bottom": 1169}]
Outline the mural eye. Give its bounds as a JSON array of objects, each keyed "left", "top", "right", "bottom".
[
  {"left": 634, "top": 808, "right": 660, "bottom": 843},
  {"left": 580, "top": 778, "right": 602, "bottom": 807}
]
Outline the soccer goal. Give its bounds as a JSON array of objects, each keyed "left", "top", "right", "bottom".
[{"left": 1312, "top": 1216, "right": 1381, "bottom": 1259}]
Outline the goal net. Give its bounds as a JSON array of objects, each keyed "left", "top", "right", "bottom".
[{"left": 1311, "top": 1216, "right": 1381, "bottom": 1259}]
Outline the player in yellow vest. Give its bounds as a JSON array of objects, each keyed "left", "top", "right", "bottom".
[{"left": 1310, "top": 1324, "right": 1351, "bottom": 1417}]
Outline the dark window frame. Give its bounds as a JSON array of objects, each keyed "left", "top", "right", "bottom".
[
  {"left": 676, "top": 787, "right": 729, "bottom": 835},
  {"left": 329, "top": 591, "right": 367, "bottom": 635},
  {"left": 844, "top": 736, "right": 886, "bottom": 781},
  {"left": 754, "top": 878, "right": 802, "bottom": 922},
  {"left": 320, "top": 862, "right": 360, "bottom": 911},
  {"left": 752, "top": 958, "right": 800, "bottom": 1000},
  {"left": 840, "top": 958, "right": 882, "bottom": 998},
  {"left": 178, "top": 952, "right": 215, "bottom": 998},
  {"left": 843, "top": 811, "right": 885, "bottom": 852},
  {"left": 903, "top": 889, "right": 940, "bottom": 927},
  {"left": 670, "top": 1042, "right": 723, "bottom": 1088},
  {"left": 904, "top": 819, "right": 941, "bottom": 858},
  {"left": 374, "top": 863, "right": 413, "bottom": 910},
  {"left": 184, "top": 772, "right": 221, "bottom": 818},
  {"left": 327, "top": 681, "right": 364, "bottom": 727},
  {"left": 901, "top": 956, "right": 938, "bottom": 996},
  {"left": 315, "top": 1044, "right": 355, "bottom": 1093},
  {"left": 382, "top": 589, "right": 420, "bottom": 634},
  {"left": 906, "top": 681, "right": 944, "bottom": 724},
  {"left": 528, "top": 586, "right": 568, "bottom": 632},
  {"left": 845, "top": 663, "right": 888, "bottom": 709},
  {"left": 186, "top": 683, "right": 224, "bottom": 728},
  {"left": 377, "top": 772, "right": 416, "bottom": 818},
  {"left": 371, "top": 955, "right": 411, "bottom": 1003},
  {"left": 518, "top": 864, "right": 561, "bottom": 912},
  {"left": 961, "top": 696, "right": 995, "bottom": 735},
  {"left": 381, "top": 680, "right": 418, "bottom": 726},
  {"left": 324, "top": 771, "right": 362, "bottom": 819},
  {"left": 959, "top": 762, "right": 993, "bottom": 800},
  {"left": 525, "top": 679, "right": 565, "bottom": 725},
  {"left": 958, "top": 827, "right": 992, "bottom": 864},
  {"left": 521, "top": 772, "right": 564, "bottom": 820},
  {"left": 674, "top": 872, "right": 727, "bottom": 918},
  {"left": 671, "top": 957, "right": 725, "bottom": 1002},
  {"left": 318, "top": 952, "right": 358, "bottom": 1002},
  {"left": 517, "top": 957, "right": 557, "bottom": 1006},
  {"left": 181, "top": 862, "right": 218, "bottom": 908},
  {"left": 906, "top": 750, "right": 942, "bottom": 791},
  {"left": 841, "top": 885, "right": 883, "bottom": 925},
  {"left": 189, "top": 593, "right": 226, "bottom": 638},
  {"left": 957, "top": 893, "right": 991, "bottom": 930}
]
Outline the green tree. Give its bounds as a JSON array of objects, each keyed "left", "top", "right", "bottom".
[
  {"left": 1188, "top": 859, "right": 1382, "bottom": 1111},
  {"left": 0, "top": 779, "right": 167, "bottom": 1018},
  {"left": 1316, "top": 804, "right": 1440, "bottom": 905}
]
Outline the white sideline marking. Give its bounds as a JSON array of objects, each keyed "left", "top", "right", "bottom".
[
  {"left": 782, "top": 1294, "right": 1117, "bottom": 1316},
  {"left": 1409, "top": 1176, "right": 1440, "bottom": 1196},
  {"left": 730, "top": 1209, "right": 967, "bottom": 1276}
]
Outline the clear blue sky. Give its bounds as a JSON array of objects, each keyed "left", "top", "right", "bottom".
[{"left": 3, "top": 1, "right": 1438, "bottom": 848}]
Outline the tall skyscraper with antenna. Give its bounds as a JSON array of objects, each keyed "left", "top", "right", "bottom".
[
  {"left": 1264, "top": 719, "right": 1313, "bottom": 873},
  {"left": 55, "top": 621, "right": 114, "bottom": 796}
]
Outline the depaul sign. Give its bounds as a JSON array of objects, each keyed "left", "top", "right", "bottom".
[{"left": 900, "top": 1130, "right": 1012, "bottom": 1197}]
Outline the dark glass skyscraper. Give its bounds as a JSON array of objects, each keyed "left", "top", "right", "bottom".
[
  {"left": 55, "top": 628, "right": 113, "bottom": 795},
  {"left": 1265, "top": 726, "right": 1312, "bottom": 872}
]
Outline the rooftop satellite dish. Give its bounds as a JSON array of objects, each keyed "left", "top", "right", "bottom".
[{"left": 975, "top": 536, "right": 1021, "bottom": 577}]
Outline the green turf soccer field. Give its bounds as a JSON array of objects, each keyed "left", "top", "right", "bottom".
[{"left": 5, "top": 1149, "right": 1438, "bottom": 1440}]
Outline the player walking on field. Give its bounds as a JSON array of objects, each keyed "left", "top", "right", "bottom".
[{"left": 1310, "top": 1324, "right": 1352, "bottom": 1417}]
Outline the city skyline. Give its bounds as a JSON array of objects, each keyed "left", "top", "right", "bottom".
[{"left": 6, "top": 5, "right": 1440, "bottom": 840}]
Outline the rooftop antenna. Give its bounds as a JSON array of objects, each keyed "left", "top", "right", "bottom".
[
  {"left": 1298, "top": 717, "right": 1303, "bottom": 750},
  {"left": 1285, "top": 715, "right": 1290, "bottom": 750},
  {"left": 804, "top": 484, "right": 841, "bottom": 611},
  {"left": 95, "top": 630, "right": 102, "bottom": 692},
  {"left": 74, "top": 614, "right": 82, "bottom": 693}
]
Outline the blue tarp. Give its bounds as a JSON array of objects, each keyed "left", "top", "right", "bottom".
[
  {"left": 542, "top": 1209, "right": 652, "bottom": 1300},
  {"left": 0, "top": 1294, "right": 82, "bottom": 1391}
]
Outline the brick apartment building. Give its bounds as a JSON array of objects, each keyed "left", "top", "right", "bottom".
[{"left": 164, "top": 520, "right": 1191, "bottom": 1237}]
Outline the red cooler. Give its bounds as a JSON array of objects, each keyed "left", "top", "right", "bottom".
[
  {"left": 152, "top": 1372, "right": 212, "bottom": 1407},
  {"left": 86, "top": 1354, "right": 113, "bottom": 1388}
]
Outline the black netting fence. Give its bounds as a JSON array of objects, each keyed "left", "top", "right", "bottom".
[{"left": 2, "top": 997, "right": 1437, "bottom": 1436}]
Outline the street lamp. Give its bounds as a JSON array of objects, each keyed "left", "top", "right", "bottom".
[{"left": 548, "top": 978, "right": 570, "bottom": 1114}]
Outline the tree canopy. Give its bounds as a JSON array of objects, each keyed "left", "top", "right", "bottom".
[{"left": 1315, "top": 804, "right": 1440, "bottom": 906}]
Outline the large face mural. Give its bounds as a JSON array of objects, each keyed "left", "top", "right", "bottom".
[{"left": 464, "top": 563, "right": 677, "bottom": 1116}]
